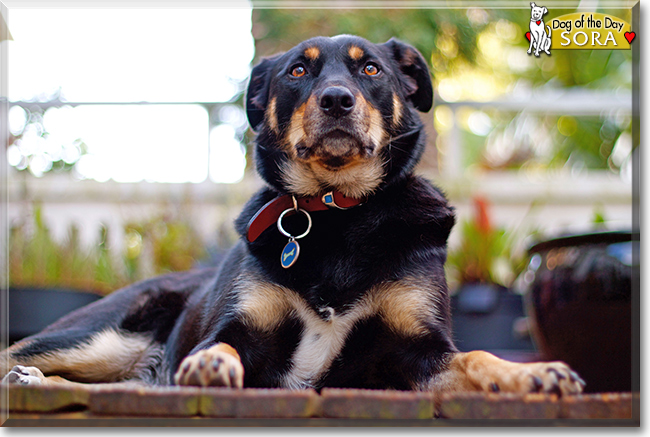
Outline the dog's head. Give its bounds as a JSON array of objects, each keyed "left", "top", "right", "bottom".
[
  {"left": 530, "top": 2, "right": 548, "bottom": 21},
  {"left": 246, "top": 35, "right": 433, "bottom": 198}
]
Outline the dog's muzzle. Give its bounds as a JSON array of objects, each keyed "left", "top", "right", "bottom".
[{"left": 296, "top": 85, "right": 374, "bottom": 169}]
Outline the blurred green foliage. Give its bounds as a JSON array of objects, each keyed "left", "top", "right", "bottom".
[
  {"left": 446, "top": 197, "right": 537, "bottom": 288},
  {"left": 254, "top": 6, "right": 631, "bottom": 87},
  {"left": 9, "top": 205, "right": 207, "bottom": 295},
  {"left": 124, "top": 215, "right": 207, "bottom": 280},
  {"left": 253, "top": 6, "right": 634, "bottom": 173},
  {"left": 253, "top": 9, "right": 483, "bottom": 69}
]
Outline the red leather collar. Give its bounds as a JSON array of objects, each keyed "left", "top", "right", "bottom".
[{"left": 246, "top": 191, "right": 364, "bottom": 242}]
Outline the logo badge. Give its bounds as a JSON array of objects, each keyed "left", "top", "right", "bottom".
[
  {"left": 526, "top": 2, "right": 552, "bottom": 57},
  {"left": 525, "top": 7, "right": 635, "bottom": 51}
]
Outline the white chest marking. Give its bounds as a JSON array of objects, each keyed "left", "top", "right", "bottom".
[
  {"left": 282, "top": 297, "right": 374, "bottom": 389},
  {"left": 236, "top": 275, "right": 436, "bottom": 389}
]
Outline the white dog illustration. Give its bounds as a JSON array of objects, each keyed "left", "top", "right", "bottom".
[{"left": 527, "top": 2, "right": 551, "bottom": 56}]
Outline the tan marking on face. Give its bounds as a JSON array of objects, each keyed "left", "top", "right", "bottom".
[
  {"left": 392, "top": 93, "right": 403, "bottom": 127},
  {"left": 367, "top": 105, "right": 386, "bottom": 149},
  {"left": 304, "top": 46, "right": 320, "bottom": 60},
  {"left": 348, "top": 45, "right": 364, "bottom": 60},
  {"left": 281, "top": 159, "right": 385, "bottom": 198},
  {"left": 356, "top": 93, "right": 387, "bottom": 149},
  {"left": 281, "top": 93, "right": 387, "bottom": 197},
  {"left": 266, "top": 97, "right": 279, "bottom": 134},
  {"left": 286, "top": 102, "right": 308, "bottom": 153}
]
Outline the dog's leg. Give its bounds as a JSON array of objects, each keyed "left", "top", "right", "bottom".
[
  {"left": 527, "top": 27, "right": 535, "bottom": 54},
  {"left": 3, "top": 364, "right": 89, "bottom": 387},
  {"left": 429, "top": 351, "right": 585, "bottom": 406},
  {"left": 2, "top": 328, "right": 162, "bottom": 386},
  {"left": 173, "top": 343, "right": 244, "bottom": 388},
  {"left": 3, "top": 340, "right": 142, "bottom": 388}
]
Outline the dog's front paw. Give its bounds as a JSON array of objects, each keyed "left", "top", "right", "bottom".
[
  {"left": 482, "top": 360, "right": 586, "bottom": 396},
  {"left": 458, "top": 351, "right": 585, "bottom": 396},
  {"left": 2, "top": 365, "right": 46, "bottom": 386},
  {"left": 174, "top": 343, "right": 244, "bottom": 388}
]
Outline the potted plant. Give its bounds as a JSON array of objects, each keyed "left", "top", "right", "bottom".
[
  {"left": 446, "top": 196, "right": 534, "bottom": 354},
  {"left": 8, "top": 205, "right": 207, "bottom": 344}
]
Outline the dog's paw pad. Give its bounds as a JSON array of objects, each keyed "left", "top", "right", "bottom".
[
  {"left": 526, "top": 362, "right": 585, "bottom": 395},
  {"left": 487, "top": 361, "right": 585, "bottom": 396},
  {"left": 2, "top": 365, "right": 46, "bottom": 386},
  {"left": 174, "top": 348, "right": 244, "bottom": 388}
]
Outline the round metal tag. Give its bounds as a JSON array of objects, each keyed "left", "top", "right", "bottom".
[{"left": 280, "top": 239, "right": 300, "bottom": 269}]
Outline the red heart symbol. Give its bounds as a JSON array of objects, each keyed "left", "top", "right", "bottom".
[
  {"left": 536, "top": 20, "right": 541, "bottom": 25},
  {"left": 624, "top": 31, "right": 635, "bottom": 43},
  {"left": 525, "top": 31, "right": 531, "bottom": 41}
]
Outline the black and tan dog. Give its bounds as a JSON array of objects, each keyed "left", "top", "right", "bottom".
[{"left": 2, "top": 35, "right": 584, "bottom": 404}]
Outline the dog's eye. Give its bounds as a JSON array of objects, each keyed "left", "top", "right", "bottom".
[
  {"left": 290, "top": 64, "right": 306, "bottom": 78},
  {"left": 363, "top": 63, "right": 380, "bottom": 76}
]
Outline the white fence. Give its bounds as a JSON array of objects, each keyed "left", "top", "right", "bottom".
[{"left": 7, "top": 168, "right": 633, "bottom": 256}]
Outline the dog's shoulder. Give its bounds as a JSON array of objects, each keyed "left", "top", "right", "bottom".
[{"left": 369, "top": 175, "right": 456, "bottom": 239}]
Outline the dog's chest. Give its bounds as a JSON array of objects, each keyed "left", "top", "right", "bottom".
[
  {"left": 282, "top": 300, "right": 373, "bottom": 389},
  {"left": 236, "top": 278, "right": 376, "bottom": 389}
]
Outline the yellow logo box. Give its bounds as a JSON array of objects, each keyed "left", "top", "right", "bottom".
[{"left": 549, "top": 12, "right": 632, "bottom": 49}]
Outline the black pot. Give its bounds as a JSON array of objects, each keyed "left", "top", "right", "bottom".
[
  {"left": 8, "top": 288, "right": 102, "bottom": 344},
  {"left": 520, "top": 230, "right": 637, "bottom": 393}
]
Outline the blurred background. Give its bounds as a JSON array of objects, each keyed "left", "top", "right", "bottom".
[{"left": 1, "top": 2, "right": 637, "bottom": 391}]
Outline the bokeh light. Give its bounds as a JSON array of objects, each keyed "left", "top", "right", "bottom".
[
  {"left": 6, "top": 7, "right": 254, "bottom": 183},
  {"left": 209, "top": 124, "right": 247, "bottom": 184}
]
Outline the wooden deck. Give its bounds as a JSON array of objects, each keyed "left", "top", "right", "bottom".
[{"left": 0, "top": 384, "right": 639, "bottom": 427}]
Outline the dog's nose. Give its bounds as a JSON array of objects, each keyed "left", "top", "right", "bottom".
[{"left": 319, "top": 86, "right": 355, "bottom": 118}]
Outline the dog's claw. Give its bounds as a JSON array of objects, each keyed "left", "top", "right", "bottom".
[
  {"left": 569, "top": 370, "right": 586, "bottom": 387},
  {"left": 229, "top": 367, "right": 237, "bottom": 384},
  {"left": 531, "top": 375, "right": 543, "bottom": 392}
]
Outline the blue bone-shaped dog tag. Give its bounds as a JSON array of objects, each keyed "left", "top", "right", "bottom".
[{"left": 281, "top": 239, "right": 300, "bottom": 269}]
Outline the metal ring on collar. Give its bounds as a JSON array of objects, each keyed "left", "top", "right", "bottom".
[{"left": 277, "top": 207, "right": 312, "bottom": 239}]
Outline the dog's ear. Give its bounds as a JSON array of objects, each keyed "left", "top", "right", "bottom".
[
  {"left": 542, "top": 6, "right": 548, "bottom": 14},
  {"left": 530, "top": 2, "right": 536, "bottom": 7},
  {"left": 246, "top": 54, "right": 282, "bottom": 132},
  {"left": 382, "top": 38, "right": 433, "bottom": 112}
]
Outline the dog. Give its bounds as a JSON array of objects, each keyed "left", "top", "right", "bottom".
[
  {"left": 527, "top": 2, "right": 552, "bottom": 56},
  {"left": 2, "top": 35, "right": 584, "bottom": 407}
]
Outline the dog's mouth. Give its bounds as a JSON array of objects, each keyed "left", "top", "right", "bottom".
[{"left": 296, "top": 129, "right": 373, "bottom": 170}]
